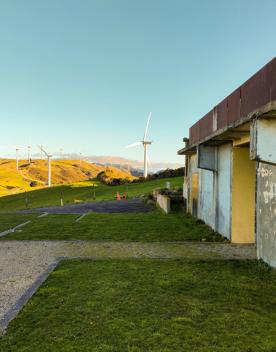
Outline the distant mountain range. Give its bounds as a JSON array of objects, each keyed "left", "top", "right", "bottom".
[
  {"left": 63, "top": 154, "right": 182, "bottom": 174},
  {"left": 3, "top": 152, "right": 182, "bottom": 176}
]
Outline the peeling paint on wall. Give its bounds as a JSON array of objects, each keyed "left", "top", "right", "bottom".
[
  {"left": 250, "top": 118, "right": 276, "bottom": 164},
  {"left": 257, "top": 162, "right": 276, "bottom": 268}
]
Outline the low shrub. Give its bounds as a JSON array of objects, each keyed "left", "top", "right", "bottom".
[
  {"left": 97, "top": 168, "right": 137, "bottom": 186},
  {"left": 148, "top": 167, "right": 185, "bottom": 180},
  {"left": 29, "top": 181, "right": 39, "bottom": 187}
]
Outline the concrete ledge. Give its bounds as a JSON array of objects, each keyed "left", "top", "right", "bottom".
[
  {"left": 0, "top": 260, "right": 59, "bottom": 335},
  {"left": 157, "top": 194, "right": 171, "bottom": 214},
  {"left": 0, "top": 221, "right": 32, "bottom": 238},
  {"left": 0, "top": 241, "right": 257, "bottom": 335}
]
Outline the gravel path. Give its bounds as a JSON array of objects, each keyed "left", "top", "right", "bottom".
[
  {"left": 20, "top": 199, "right": 152, "bottom": 214},
  {"left": 0, "top": 240, "right": 256, "bottom": 335}
]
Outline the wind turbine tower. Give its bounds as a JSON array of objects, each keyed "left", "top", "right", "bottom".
[
  {"left": 15, "top": 148, "right": 20, "bottom": 170},
  {"left": 38, "top": 146, "right": 52, "bottom": 187},
  {"left": 142, "top": 140, "right": 152, "bottom": 179},
  {"left": 125, "top": 112, "right": 152, "bottom": 178},
  {"left": 27, "top": 145, "right": 31, "bottom": 164},
  {"left": 79, "top": 152, "right": 82, "bottom": 167}
]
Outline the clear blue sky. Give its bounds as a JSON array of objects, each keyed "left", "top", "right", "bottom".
[{"left": 0, "top": 0, "right": 276, "bottom": 163}]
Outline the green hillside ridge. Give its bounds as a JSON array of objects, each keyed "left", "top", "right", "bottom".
[{"left": 0, "top": 159, "right": 135, "bottom": 197}]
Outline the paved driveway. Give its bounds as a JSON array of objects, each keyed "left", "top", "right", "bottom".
[{"left": 20, "top": 199, "right": 152, "bottom": 214}]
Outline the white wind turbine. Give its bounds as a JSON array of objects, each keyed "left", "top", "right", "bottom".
[
  {"left": 27, "top": 145, "right": 31, "bottom": 163},
  {"left": 125, "top": 112, "right": 152, "bottom": 178},
  {"left": 14, "top": 146, "right": 30, "bottom": 170},
  {"left": 38, "top": 145, "right": 44, "bottom": 159},
  {"left": 15, "top": 147, "right": 22, "bottom": 170},
  {"left": 38, "top": 146, "right": 52, "bottom": 187}
]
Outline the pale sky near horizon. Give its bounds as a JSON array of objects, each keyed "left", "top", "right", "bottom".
[{"left": 0, "top": 0, "right": 276, "bottom": 163}]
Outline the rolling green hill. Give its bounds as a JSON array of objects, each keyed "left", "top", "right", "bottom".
[
  {"left": 0, "top": 159, "right": 135, "bottom": 197},
  {"left": 0, "top": 177, "right": 183, "bottom": 212}
]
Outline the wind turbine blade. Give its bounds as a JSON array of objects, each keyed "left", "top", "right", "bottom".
[
  {"left": 37, "top": 145, "right": 49, "bottom": 157},
  {"left": 125, "top": 141, "right": 142, "bottom": 149},
  {"left": 143, "top": 112, "right": 151, "bottom": 141}
]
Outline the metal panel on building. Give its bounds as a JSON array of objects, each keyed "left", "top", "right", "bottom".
[
  {"left": 199, "top": 111, "right": 213, "bottom": 140},
  {"left": 257, "top": 163, "right": 276, "bottom": 268},
  {"left": 216, "top": 143, "right": 232, "bottom": 239},
  {"left": 217, "top": 98, "right": 228, "bottom": 130},
  {"left": 241, "top": 66, "right": 270, "bottom": 118},
  {"left": 186, "top": 58, "right": 276, "bottom": 146},
  {"left": 198, "top": 145, "right": 217, "bottom": 171},
  {"left": 267, "top": 58, "right": 276, "bottom": 101},
  {"left": 198, "top": 169, "right": 216, "bottom": 229},
  {"left": 189, "top": 122, "right": 200, "bottom": 145},
  {"left": 227, "top": 88, "right": 241, "bottom": 124}
]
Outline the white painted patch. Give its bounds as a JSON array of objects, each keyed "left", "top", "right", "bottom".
[{"left": 256, "top": 162, "right": 276, "bottom": 268}]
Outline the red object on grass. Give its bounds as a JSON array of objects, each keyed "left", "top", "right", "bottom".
[{"left": 116, "top": 193, "right": 127, "bottom": 200}]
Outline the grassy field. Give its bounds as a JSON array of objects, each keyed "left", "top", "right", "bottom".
[
  {"left": 0, "top": 177, "right": 183, "bottom": 212},
  {"left": 0, "top": 210, "right": 223, "bottom": 242},
  {"left": 0, "top": 214, "right": 37, "bottom": 232},
  {"left": 1, "top": 259, "right": 275, "bottom": 351}
]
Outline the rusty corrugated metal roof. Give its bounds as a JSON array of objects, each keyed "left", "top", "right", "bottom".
[{"left": 183, "top": 57, "right": 276, "bottom": 149}]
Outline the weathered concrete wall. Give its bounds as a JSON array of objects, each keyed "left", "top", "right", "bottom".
[
  {"left": 188, "top": 144, "right": 231, "bottom": 237},
  {"left": 157, "top": 194, "right": 171, "bottom": 214},
  {"left": 231, "top": 147, "right": 256, "bottom": 243},
  {"left": 198, "top": 169, "right": 216, "bottom": 229},
  {"left": 256, "top": 162, "right": 276, "bottom": 267},
  {"left": 250, "top": 118, "right": 276, "bottom": 164},
  {"left": 216, "top": 143, "right": 232, "bottom": 239}
]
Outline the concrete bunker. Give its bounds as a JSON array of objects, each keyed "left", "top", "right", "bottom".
[{"left": 178, "top": 58, "right": 276, "bottom": 267}]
